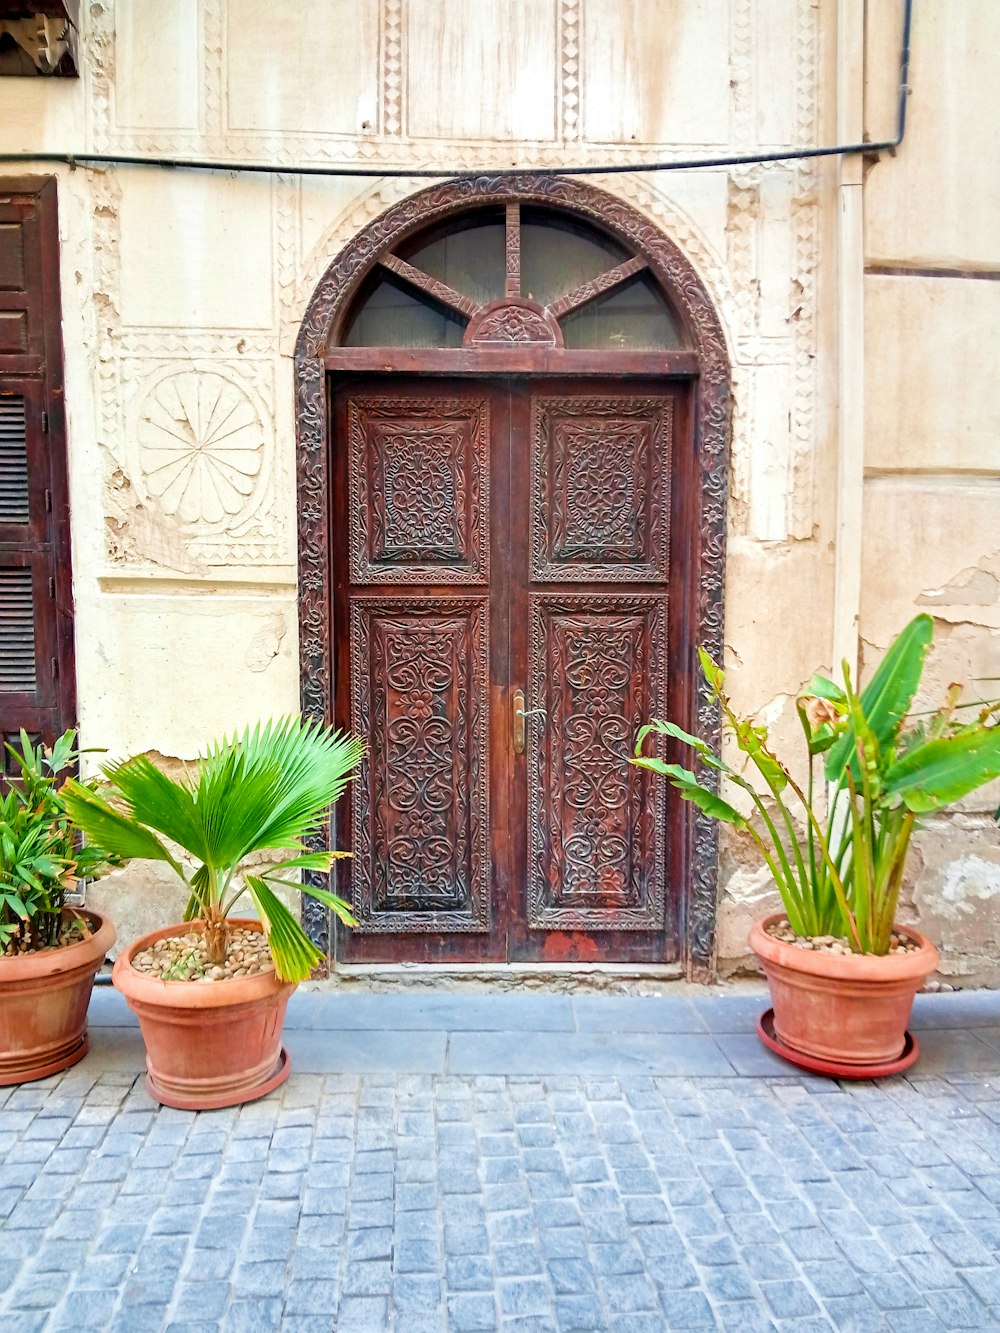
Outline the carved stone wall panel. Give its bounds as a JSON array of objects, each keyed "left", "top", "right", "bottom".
[
  {"left": 531, "top": 395, "right": 671, "bottom": 582},
  {"left": 348, "top": 395, "right": 489, "bottom": 583},
  {"left": 558, "top": 0, "right": 581, "bottom": 142},
  {"left": 111, "top": 357, "right": 289, "bottom": 570},
  {"left": 789, "top": 0, "right": 821, "bottom": 541},
  {"left": 381, "top": 0, "right": 404, "bottom": 136},
  {"left": 405, "top": 0, "right": 559, "bottom": 143},
  {"left": 350, "top": 597, "right": 490, "bottom": 933},
  {"left": 527, "top": 594, "right": 667, "bottom": 932}
]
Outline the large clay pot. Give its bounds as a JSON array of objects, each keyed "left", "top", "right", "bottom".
[
  {"left": 113, "top": 917, "right": 295, "bottom": 1110},
  {"left": 749, "top": 913, "right": 939, "bottom": 1066},
  {"left": 0, "top": 911, "right": 116, "bottom": 1085}
]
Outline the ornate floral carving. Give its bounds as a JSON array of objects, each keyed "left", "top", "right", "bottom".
[
  {"left": 350, "top": 598, "right": 489, "bottom": 934},
  {"left": 349, "top": 395, "right": 489, "bottom": 583},
  {"left": 527, "top": 596, "right": 667, "bottom": 932},
  {"left": 532, "top": 396, "right": 671, "bottom": 582},
  {"left": 465, "top": 300, "right": 560, "bottom": 346}
]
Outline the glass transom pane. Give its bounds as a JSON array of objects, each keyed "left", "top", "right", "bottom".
[
  {"left": 405, "top": 222, "right": 507, "bottom": 306},
  {"left": 343, "top": 278, "right": 466, "bottom": 348},
  {"left": 520, "top": 212, "right": 630, "bottom": 307},
  {"left": 559, "top": 273, "right": 682, "bottom": 351}
]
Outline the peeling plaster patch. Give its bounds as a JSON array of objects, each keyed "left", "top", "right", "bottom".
[
  {"left": 926, "top": 855, "right": 1000, "bottom": 919},
  {"left": 757, "top": 691, "right": 791, "bottom": 730},
  {"left": 104, "top": 467, "right": 205, "bottom": 574},
  {"left": 246, "top": 613, "right": 287, "bottom": 672},
  {"left": 918, "top": 565, "right": 1000, "bottom": 607}
]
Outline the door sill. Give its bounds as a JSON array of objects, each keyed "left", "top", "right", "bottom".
[{"left": 325, "top": 961, "right": 686, "bottom": 991}]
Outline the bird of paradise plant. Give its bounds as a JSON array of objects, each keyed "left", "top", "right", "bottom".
[
  {"left": 633, "top": 615, "right": 1000, "bottom": 955},
  {"left": 62, "top": 717, "right": 364, "bottom": 982}
]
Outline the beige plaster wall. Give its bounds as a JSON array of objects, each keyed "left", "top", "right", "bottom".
[
  {"left": 855, "top": 0, "right": 1000, "bottom": 983},
  {"left": 2, "top": 1, "right": 991, "bottom": 976}
]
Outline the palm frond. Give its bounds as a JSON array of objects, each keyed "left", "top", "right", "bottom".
[{"left": 244, "top": 874, "right": 322, "bottom": 983}]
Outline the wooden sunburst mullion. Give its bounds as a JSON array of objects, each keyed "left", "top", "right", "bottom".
[
  {"left": 547, "top": 256, "right": 649, "bottom": 321},
  {"left": 379, "top": 253, "right": 480, "bottom": 320},
  {"left": 505, "top": 203, "right": 521, "bottom": 299}
]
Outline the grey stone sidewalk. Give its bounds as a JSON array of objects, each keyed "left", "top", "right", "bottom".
[{"left": 3, "top": 989, "right": 1000, "bottom": 1332}]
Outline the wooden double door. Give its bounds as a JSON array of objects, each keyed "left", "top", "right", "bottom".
[{"left": 332, "top": 375, "right": 688, "bottom": 964}]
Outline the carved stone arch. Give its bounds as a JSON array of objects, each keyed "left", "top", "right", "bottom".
[{"left": 295, "top": 173, "right": 731, "bottom": 977}]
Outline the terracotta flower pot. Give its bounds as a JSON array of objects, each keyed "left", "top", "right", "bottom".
[
  {"left": 0, "top": 910, "right": 116, "bottom": 1086},
  {"left": 113, "top": 917, "right": 296, "bottom": 1110},
  {"left": 749, "top": 913, "right": 939, "bottom": 1066}
]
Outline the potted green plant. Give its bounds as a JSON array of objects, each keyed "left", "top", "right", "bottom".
[
  {"left": 0, "top": 730, "right": 116, "bottom": 1085},
  {"left": 633, "top": 615, "right": 1000, "bottom": 1072},
  {"left": 62, "top": 716, "right": 363, "bottom": 1109}
]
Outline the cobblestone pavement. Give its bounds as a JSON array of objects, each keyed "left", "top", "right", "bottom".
[{"left": 2, "top": 989, "right": 1000, "bottom": 1332}]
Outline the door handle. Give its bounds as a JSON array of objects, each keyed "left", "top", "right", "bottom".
[{"left": 513, "top": 689, "right": 545, "bottom": 755}]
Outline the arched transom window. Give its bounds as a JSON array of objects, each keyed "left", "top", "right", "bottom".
[{"left": 339, "top": 204, "right": 686, "bottom": 351}]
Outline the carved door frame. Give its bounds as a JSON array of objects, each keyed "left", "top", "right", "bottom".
[{"left": 294, "top": 174, "right": 731, "bottom": 979}]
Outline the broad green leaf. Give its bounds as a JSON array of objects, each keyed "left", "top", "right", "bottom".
[
  {"left": 634, "top": 718, "right": 714, "bottom": 761},
  {"left": 803, "top": 674, "right": 846, "bottom": 704},
  {"left": 884, "top": 727, "right": 1000, "bottom": 813},
  {"left": 825, "top": 614, "right": 933, "bottom": 781},
  {"left": 732, "top": 719, "right": 789, "bottom": 793},
  {"left": 244, "top": 874, "right": 322, "bottom": 983},
  {"left": 633, "top": 758, "right": 747, "bottom": 826},
  {"left": 697, "top": 647, "right": 725, "bottom": 697}
]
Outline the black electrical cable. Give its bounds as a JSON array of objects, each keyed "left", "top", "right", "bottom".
[{"left": 0, "top": 0, "right": 912, "bottom": 182}]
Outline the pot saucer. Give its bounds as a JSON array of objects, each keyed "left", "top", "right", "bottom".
[
  {"left": 756, "top": 1009, "right": 919, "bottom": 1080},
  {"left": 146, "top": 1046, "right": 291, "bottom": 1110}
]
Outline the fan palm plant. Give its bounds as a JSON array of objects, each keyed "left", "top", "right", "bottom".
[{"left": 62, "top": 717, "right": 364, "bottom": 983}]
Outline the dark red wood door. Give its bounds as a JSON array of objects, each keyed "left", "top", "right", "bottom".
[{"left": 332, "top": 376, "right": 682, "bottom": 964}]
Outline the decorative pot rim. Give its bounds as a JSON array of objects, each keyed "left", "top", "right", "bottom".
[
  {"left": 749, "top": 912, "right": 939, "bottom": 982},
  {"left": 113, "top": 917, "right": 296, "bottom": 1010},
  {"left": 0, "top": 909, "right": 116, "bottom": 983}
]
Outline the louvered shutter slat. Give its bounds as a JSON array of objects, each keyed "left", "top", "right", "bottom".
[
  {"left": 0, "top": 567, "right": 36, "bottom": 691},
  {"left": 0, "top": 396, "right": 30, "bottom": 523}
]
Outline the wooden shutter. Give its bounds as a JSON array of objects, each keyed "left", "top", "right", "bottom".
[{"left": 0, "top": 178, "right": 74, "bottom": 766}]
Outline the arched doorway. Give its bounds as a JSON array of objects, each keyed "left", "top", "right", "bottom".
[{"left": 295, "top": 176, "right": 730, "bottom": 977}]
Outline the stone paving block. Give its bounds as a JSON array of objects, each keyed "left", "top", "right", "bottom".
[
  {"left": 601, "top": 1271, "right": 661, "bottom": 1314},
  {"left": 714, "top": 1300, "right": 776, "bottom": 1332},
  {"left": 221, "top": 1298, "right": 284, "bottom": 1331},
  {"left": 885, "top": 1311, "right": 949, "bottom": 1333},
  {"left": 448, "top": 1291, "right": 499, "bottom": 1330},
  {"left": 50, "top": 1287, "right": 119, "bottom": 1327},
  {"left": 572, "top": 996, "right": 708, "bottom": 1033},
  {"left": 287, "top": 1027, "right": 448, "bottom": 1074},
  {"left": 655, "top": 1288, "right": 718, "bottom": 1328}
]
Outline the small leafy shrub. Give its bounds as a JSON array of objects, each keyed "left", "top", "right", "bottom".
[{"left": 1, "top": 731, "right": 113, "bottom": 954}]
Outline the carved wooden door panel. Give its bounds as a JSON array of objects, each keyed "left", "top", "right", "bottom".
[
  {"left": 331, "top": 376, "right": 682, "bottom": 964},
  {"left": 505, "top": 381, "right": 676, "bottom": 962}
]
